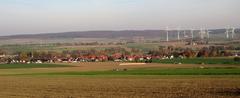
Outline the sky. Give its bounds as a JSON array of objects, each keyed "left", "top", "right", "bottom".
[{"left": 0, "top": 0, "right": 239, "bottom": 36}]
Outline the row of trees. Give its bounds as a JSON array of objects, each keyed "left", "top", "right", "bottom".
[{"left": 148, "top": 46, "right": 233, "bottom": 58}]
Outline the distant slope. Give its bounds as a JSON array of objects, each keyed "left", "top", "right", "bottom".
[
  {"left": 0, "top": 30, "right": 165, "bottom": 39},
  {"left": 0, "top": 29, "right": 239, "bottom": 40}
]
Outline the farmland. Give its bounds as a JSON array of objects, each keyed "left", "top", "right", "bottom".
[
  {"left": 0, "top": 62, "right": 239, "bottom": 98},
  {"left": 29, "top": 67, "right": 240, "bottom": 76},
  {"left": 153, "top": 58, "right": 240, "bottom": 65},
  {"left": 1, "top": 0, "right": 240, "bottom": 97},
  {"left": 0, "top": 63, "right": 73, "bottom": 69},
  {"left": 0, "top": 76, "right": 239, "bottom": 98}
]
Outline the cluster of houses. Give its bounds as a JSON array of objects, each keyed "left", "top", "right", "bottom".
[
  {"left": 1, "top": 53, "right": 180, "bottom": 64},
  {"left": 57, "top": 55, "right": 174, "bottom": 63},
  {"left": 2, "top": 52, "right": 240, "bottom": 64},
  {"left": 39, "top": 54, "right": 155, "bottom": 64},
  {"left": 1, "top": 45, "right": 240, "bottom": 64}
]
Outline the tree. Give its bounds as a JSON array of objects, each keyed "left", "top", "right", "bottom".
[
  {"left": 71, "top": 50, "right": 80, "bottom": 58},
  {"left": 19, "top": 52, "right": 28, "bottom": 61},
  {"left": 209, "top": 46, "right": 220, "bottom": 57},
  {"left": 234, "top": 57, "right": 240, "bottom": 62},
  {"left": 0, "top": 49, "right": 6, "bottom": 55},
  {"left": 197, "top": 47, "right": 209, "bottom": 57},
  {"left": 183, "top": 48, "right": 195, "bottom": 58}
]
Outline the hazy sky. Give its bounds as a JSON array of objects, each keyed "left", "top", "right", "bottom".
[{"left": 0, "top": 0, "right": 239, "bottom": 36}]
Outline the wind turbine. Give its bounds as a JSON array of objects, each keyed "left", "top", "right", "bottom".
[
  {"left": 225, "top": 28, "right": 229, "bottom": 39},
  {"left": 166, "top": 27, "right": 169, "bottom": 42},
  {"left": 231, "top": 27, "right": 235, "bottom": 39},
  {"left": 199, "top": 28, "right": 205, "bottom": 39},
  {"left": 206, "top": 29, "right": 210, "bottom": 39},
  {"left": 190, "top": 29, "right": 194, "bottom": 39},
  {"left": 177, "top": 27, "right": 181, "bottom": 40}
]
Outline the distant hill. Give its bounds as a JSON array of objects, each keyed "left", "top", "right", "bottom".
[
  {"left": 0, "top": 29, "right": 239, "bottom": 41},
  {"left": 0, "top": 30, "right": 165, "bottom": 39}
]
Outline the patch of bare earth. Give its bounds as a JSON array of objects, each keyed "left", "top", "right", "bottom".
[{"left": 0, "top": 77, "right": 239, "bottom": 98}]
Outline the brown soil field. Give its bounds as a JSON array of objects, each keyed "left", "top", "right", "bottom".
[
  {"left": 0, "top": 62, "right": 239, "bottom": 98},
  {"left": 0, "top": 76, "right": 239, "bottom": 98}
]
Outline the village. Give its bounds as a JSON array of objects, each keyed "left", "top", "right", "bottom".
[{"left": 0, "top": 45, "right": 239, "bottom": 64}]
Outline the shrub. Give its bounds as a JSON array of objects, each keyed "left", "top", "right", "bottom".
[{"left": 234, "top": 57, "right": 240, "bottom": 62}]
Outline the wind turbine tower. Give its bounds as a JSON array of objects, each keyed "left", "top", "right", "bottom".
[
  {"left": 177, "top": 27, "right": 180, "bottom": 40},
  {"left": 166, "top": 27, "right": 169, "bottom": 42},
  {"left": 206, "top": 29, "right": 210, "bottom": 39},
  {"left": 199, "top": 28, "right": 205, "bottom": 39},
  {"left": 231, "top": 27, "right": 235, "bottom": 39},
  {"left": 191, "top": 29, "right": 194, "bottom": 39},
  {"left": 225, "top": 28, "right": 229, "bottom": 39}
]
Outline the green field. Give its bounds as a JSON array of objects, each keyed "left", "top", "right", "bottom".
[
  {"left": 0, "top": 44, "right": 57, "bottom": 52},
  {"left": 153, "top": 58, "right": 240, "bottom": 65},
  {"left": 126, "top": 43, "right": 159, "bottom": 51},
  {"left": 0, "top": 64, "right": 73, "bottom": 69},
  {"left": 1, "top": 62, "right": 240, "bottom": 76},
  {"left": 23, "top": 67, "right": 240, "bottom": 76}
]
